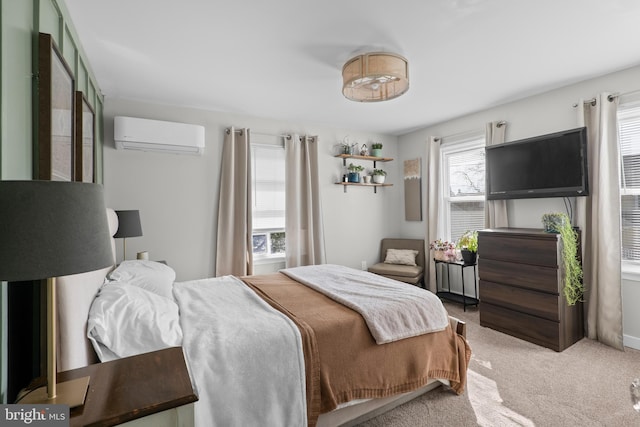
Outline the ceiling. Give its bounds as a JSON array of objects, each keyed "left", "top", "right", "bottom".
[{"left": 63, "top": 0, "right": 640, "bottom": 136}]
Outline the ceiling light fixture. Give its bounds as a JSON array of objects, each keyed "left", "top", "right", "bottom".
[{"left": 342, "top": 52, "right": 409, "bottom": 102}]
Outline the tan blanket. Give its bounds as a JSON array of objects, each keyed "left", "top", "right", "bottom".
[{"left": 242, "top": 273, "right": 471, "bottom": 427}]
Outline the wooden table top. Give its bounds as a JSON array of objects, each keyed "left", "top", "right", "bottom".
[{"left": 59, "top": 347, "right": 198, "bottom": 427}]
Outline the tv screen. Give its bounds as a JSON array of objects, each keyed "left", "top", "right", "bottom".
[{"left": 486, "top": 127, "right": 589, "bottom": 200}]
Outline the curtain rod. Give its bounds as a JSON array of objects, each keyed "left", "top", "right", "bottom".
[
  {"left": 225, "top": 128, "right": 291, "bottom": 139},
  {"left": 434, "top": 121, "right": 506, "bottom": 143},
  {"left": 571, "top": 89, "right": 640, "bottom": 108},
  {"left": 224, "top": 128, "right": 316, "bottom": 142}
]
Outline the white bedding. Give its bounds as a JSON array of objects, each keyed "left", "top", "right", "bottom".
[
  {"left": 281, "top": 264, "right": 449, "bottom": 344},
  {"left": 173, "top": 275, "right": 307, "bottom": 427}
]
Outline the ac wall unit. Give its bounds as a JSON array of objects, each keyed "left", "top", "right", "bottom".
[{"left": 114, "top": 116, "right": 205, "bottom": 155}]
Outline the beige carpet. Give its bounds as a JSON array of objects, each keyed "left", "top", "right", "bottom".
[{"left": 357, "top": 302, "right": 640, "bottom": 426}]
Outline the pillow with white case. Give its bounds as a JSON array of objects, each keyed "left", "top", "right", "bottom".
[
  {"left": 87, "top": 282, "right": 183, "bottom": 362},
  {"left": 107, "top": 260, "right": 176, "bottom": 300}
]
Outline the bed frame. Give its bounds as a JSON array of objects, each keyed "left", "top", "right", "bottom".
[{"left": 56, "top": 208, "right": 466, "bottom": 426}]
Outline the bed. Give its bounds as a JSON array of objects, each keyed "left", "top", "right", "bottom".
[{"left": 56, "top": 209, "right": 470, "bottom": 427}]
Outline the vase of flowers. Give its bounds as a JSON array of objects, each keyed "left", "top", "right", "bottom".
[{"left": 430, "top": 239, "right": 456, "bottom": 261}]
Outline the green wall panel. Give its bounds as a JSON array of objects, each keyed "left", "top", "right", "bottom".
[
  {"left": 77, "top": 59, "right": 87, "bottom": 94},
  {"left": 38, "top": 0, "right": 60, "bottom": 44},
  {"left": 1, "top": 0, "right": 34, "bottom": 180},
  {"left": 62, "top": 24, "right": 76, "bottom": 72},
  {"left": 1, "top": 0, "right": 106, "bottom": 403}
]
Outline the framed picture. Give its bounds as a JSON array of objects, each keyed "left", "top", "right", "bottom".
[
  {"left": 75, "top": 91, "right": 95, "bottom": 182},
  {"left": 37, "top": 32, "right": 75, "bottom": 181},
  {"left": 404, "top": 158, "right": 422, "bottom": 221}
]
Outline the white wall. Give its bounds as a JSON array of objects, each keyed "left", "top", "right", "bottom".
[
  {"left": 397, "top": 64, "right": 640, "bottom": 348},
  {"left": 103, "top": 65, "right": 640, "bottom": 345},
  {"left": 103, "top": 98, "right": 402, "bottom": 281}
]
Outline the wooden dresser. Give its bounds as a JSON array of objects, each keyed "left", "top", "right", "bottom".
[{"left": 478, "top": 228, "right": 583, "bottom": 352}]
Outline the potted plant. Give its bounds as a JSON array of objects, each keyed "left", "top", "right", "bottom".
[
  {"left": 372, "top": 168, "right": 387, "bottom": 184},
  {"left": 371, "top": 143, "right": 383, "bottom": 158},
  {"left": 457, "top": 230, "right": 478, "bottom": 265},
  {"left": 347, "top": 163, "right": 364, "bottom": 183},
  {"left": 430, "top": 239, "right": 456, "bottom": 261},
  {"left": 541, "top": 212, "right": 583, "bottom": 305},
  {"left": 542, "top": 212, "right": 568, "bottom": 232}
]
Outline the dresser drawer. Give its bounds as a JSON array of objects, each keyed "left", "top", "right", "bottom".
[
  {"left": 479, "top": 258, "right": 559, "bottom": 294},
  {"left": 480, "top": 302, "right": 561, "bottom": 351},
  {"left": 480, "top": 280, "right": 559, "bottom": 321},
  {"left": 479, "top": 232, "right": 559, "bottom": 267}
]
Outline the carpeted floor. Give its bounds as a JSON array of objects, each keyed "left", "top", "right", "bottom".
[{"left": 357, "top": 302, "right": 640, "bottom": 426}]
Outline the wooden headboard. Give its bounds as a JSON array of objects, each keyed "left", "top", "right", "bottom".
[{"left": 55, "top": 208, "right": 118, "bottom": 372}]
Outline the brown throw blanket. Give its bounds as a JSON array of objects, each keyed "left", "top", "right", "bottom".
[{"left": 243, "top": 273, "right": 471, "bottom": 427}]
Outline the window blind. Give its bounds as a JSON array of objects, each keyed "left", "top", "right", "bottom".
[
  {"left": 441, "top": 137, "right": 486, "bottom": 242},
  {"left": 618, "top": 103, "right": 640, "bottom": 261},
  {"left": 251, "top": 145, "right": 285, "bottom": 230}
]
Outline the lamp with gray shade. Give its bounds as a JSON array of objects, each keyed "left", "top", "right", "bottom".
[
  {"left": 113, "top": 209, "right": 142, "bottom": 261},
  {"left": 0, "top": 181, "right": 113, "bottom": 407}
]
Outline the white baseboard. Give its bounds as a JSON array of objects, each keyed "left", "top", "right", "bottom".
[{"left": 623, "top": 334, "right": 640, "bottom": 350}]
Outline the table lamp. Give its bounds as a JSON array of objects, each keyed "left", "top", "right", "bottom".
[
  {"left": 113, "top": 210, "right": 142, "bottom": 261},
  {"left": 0, "top": 181, "right": 113, "bottom": 407}
]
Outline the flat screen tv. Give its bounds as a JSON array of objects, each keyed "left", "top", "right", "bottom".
[{"left": 486, "top": 127, "right": 589, "bottom": 200}]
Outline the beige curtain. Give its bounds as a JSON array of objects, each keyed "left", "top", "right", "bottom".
[
  {"left": 215, "top": 127, "right": 253, "bottom": 276},
  {"left": 425, "top": 136, "right": 441, "bottom": 292},
  {"left": 575, "top": 93, "right": 624, "bottom": 350},
  {"left": 285, "top": 134, "right": 326, "bottom": 267},
  {"left": 484, "top": 121, "right": 509, "bottom": 228}
]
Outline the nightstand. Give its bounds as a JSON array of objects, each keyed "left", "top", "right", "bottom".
[{"left": 58, "top": 347, "right": 197, "bottom": 427}]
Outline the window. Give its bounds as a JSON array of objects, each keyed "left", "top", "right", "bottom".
[
  {"left": 440, "top": 135, "right": 486, "bottom": 242},
  {"left": 251, "top": 144, "right": 285, "bottom": 259},
  {"left": 618, "top": 102, "right": 640, "bottom": 262}
]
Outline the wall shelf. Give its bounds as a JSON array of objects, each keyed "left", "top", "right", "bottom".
[
  {"left": 335, "top": 154, "right": 393, "bottom": 168},
  {"left": 335, "top": 153, "right": 393, "bottom": 193},
  {"left": 335, "top": 182, "right": 392, "bottom": 193}
]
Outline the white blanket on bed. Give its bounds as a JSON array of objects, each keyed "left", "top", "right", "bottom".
[
  {"left": 281, "top": 264, "right": 449, "bottom": 344},
  {"left": 173, "top": 276, "right": 307, "bottom": 427}
]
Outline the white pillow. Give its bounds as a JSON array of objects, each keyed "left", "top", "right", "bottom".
[
  {"left": 384, "top": 248, "right": 419, "bottom": 266},
  {"left": 87, "top": 282, "right": 183, "bottom": 362},
  {"left": 107, "top": 260, "right": 176, "bottom": 300}
]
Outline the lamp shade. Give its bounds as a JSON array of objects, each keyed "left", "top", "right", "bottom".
[
  {"left": 342, "top": 52, "right": 409, "bottom": 102},
  {"left": 0, "top": 181, "right": 113, "bottom": 281},
  {"left": 113, "top": 210, "right": 142, "bottom": 238}
]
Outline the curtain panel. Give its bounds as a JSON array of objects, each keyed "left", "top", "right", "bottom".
[
  {"left": 425, "top": 136, "right": 441, "bottom": 292},
  {"left": 285, "top": 134, "right": 326, "bottom": 267},
  {"left": 215, "top": 127, "right": 253, "bottom": 276},
  {"left": 576, "top": 93, "right": 624, "bottom": 350},
  {"left": 484, "top": 121, "right": 509, "bottom": 228}
]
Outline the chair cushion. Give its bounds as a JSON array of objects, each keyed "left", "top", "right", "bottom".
[{"left": 368, "top": 262, "right": 423, "bottom": 278}]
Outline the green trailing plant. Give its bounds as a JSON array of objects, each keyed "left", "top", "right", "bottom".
[
  {"left": 372, "top": 169, "right": 387, "bottom": 176},
  {"left": 371, "top": 143, "right": 383, "bottom": 149},
  {"left": 543, "top": 212, "right": 583, "bottom": 305},
  {"left": 456, "top": 230, "right": 478, "bottom": 253}
]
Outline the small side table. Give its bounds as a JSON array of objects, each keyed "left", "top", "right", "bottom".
[
  {"left": 59, "top": 347, "right": 198, "bottom": 427},
  {"left": 434, "top": 258, "right": 479, "bottom": 311}
]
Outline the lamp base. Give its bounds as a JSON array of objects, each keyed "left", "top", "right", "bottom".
[{"left": 19, "top": 376, "right": 90, "bottom": 408}]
